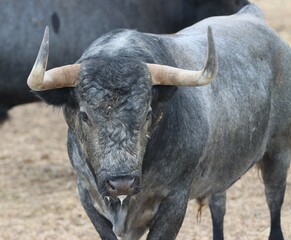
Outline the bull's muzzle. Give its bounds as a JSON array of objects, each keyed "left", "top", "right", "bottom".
[{"left": 102, "top": 175, "right": 141, "bottom": 199}]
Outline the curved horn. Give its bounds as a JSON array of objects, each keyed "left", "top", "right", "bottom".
[
  {"left": 27, "top": 27, "right": 80, "bottom": 91},
  {"left": 147, "top": 26, "right": 218, "bottom": 86}
]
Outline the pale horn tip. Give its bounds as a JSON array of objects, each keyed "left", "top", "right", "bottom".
[
  {"left": 202, "top": 26, "right": 218, "bottom": 81},
  {"left": 27, "top": 26, "right": 50, "bottom": 91}
]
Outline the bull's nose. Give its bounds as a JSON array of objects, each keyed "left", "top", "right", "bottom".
[{"left": 105, "top": 176, "right": 140, "bottom": 198}]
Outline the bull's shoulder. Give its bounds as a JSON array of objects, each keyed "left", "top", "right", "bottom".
[{"left": 236, "top": 3, "right": 264, "bottom": 19}]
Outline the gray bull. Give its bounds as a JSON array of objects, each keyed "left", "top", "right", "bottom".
[
  {"left": 0, "top": 0, "right": 249, "bottom": 122},
  {"left": 27, "top": 4, "right": 290, "bottom": 240}
]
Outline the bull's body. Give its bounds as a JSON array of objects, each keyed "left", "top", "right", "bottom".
[
  {"left": 32, "top": 4, "right": 290, "bottom": 240},
  {"left": 0, "top": 0, "right": 249, "bottom": 121}
]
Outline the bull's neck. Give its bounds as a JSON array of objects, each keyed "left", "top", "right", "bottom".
[{"left": 143, "top": 88, "right": 208, "bottom": 176}]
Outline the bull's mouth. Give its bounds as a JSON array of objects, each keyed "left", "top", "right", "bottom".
[{"left": 104, "top": 194, "right": 130, "bottom": 206}]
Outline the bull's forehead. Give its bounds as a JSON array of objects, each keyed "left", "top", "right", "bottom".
[{"left": 76, "top": 57, "right": 151, "bottom": 117}]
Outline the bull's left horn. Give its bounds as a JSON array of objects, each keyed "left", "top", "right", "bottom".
[
  {"left": 27, "top": 26, "right": 80, "bottom": 91},
  {"left": 147, "top": 26, "right": 218, "bottom": 86}
]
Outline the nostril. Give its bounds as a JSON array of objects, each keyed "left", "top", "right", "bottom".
[{"left": 106, "top": 179, "right": 116, "bottom": 191}]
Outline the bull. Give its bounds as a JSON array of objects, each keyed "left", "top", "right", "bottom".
[
  {"left": 0, "top": 0, "right": 249, "bottom": 122},
  {"left": 27, "top": 3, "right": 290, "bottom": 240}
]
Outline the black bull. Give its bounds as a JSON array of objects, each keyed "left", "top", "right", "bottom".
[
  {"left": 28, "top": 3, "right": 290, "bottom": 240},
  {"left": 0, "top": 0, "right": 249, "bottom": 122}
]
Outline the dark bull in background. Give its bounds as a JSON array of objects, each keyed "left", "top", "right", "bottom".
[{"left": 0, "top": 0, "right": 249, "bottom": 122}]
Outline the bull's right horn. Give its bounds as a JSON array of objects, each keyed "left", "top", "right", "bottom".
[
  {"left": 27, "top": 27, "right": 80, "bottom": 91},
  {"left": 147, "top": 26, "right": 218, "bottom": 86}
]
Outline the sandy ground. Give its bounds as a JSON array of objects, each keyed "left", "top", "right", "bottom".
[{"left": 1, "top": 1, "right": 290, "bottom": 239}]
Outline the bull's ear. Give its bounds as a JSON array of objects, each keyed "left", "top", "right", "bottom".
[
  {"left": 152, "top": 85, "right": 177, "bottom": 103},
  {"left": 33, "top": 87, "right": 76, "bottom": 107}
]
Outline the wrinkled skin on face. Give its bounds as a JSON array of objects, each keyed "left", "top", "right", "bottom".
[{"left": 63, "top": 56, "right": 152, "bottom": 197}]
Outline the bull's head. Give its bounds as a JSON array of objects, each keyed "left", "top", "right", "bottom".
[{"left": 27, "top": 27, "right": 217, "bottom": 200}]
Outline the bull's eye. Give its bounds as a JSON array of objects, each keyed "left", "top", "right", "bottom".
[{"left": 79, "top": 111, "right": 89, "bottom": 122}]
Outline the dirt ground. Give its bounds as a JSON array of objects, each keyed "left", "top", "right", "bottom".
[{"left": 1, "top": 1, "right": 290, "bottom": 239}]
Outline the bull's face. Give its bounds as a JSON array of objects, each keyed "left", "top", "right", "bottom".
[
  {"left": 27, "top": 27, "right": 217, "bottom": 200},
  {"left": 64, "top": 57, "right": 152, "bottom": 199}
]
